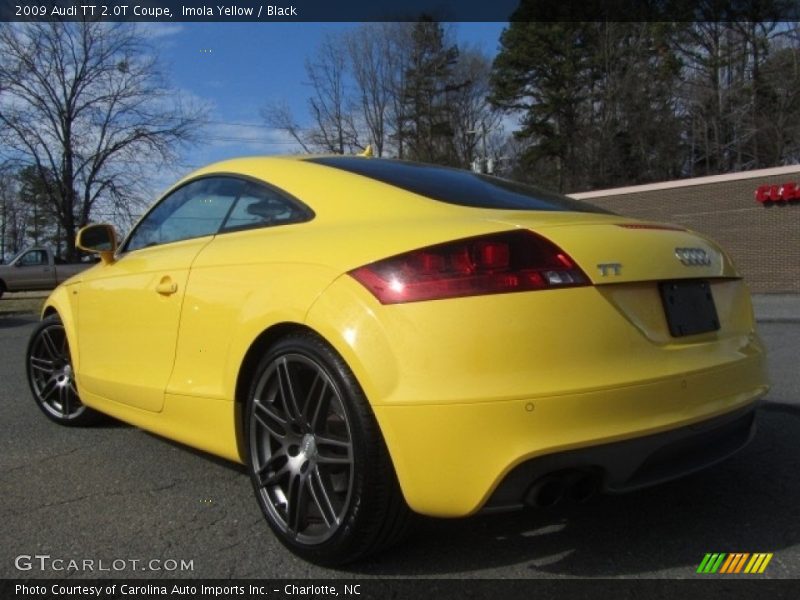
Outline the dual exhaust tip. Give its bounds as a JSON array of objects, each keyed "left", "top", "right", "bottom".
[{"left": 524, "top": 470, "right": 599, "bottom": 508}]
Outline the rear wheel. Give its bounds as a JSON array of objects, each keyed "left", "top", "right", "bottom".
[
  {"left": 26, "top": 315, "right": 101, "bottom": 426},
  {"left": 245, "top": 332, "right": 409, "bottom": 565}
]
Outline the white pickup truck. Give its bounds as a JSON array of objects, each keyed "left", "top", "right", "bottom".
[{"left": 0, "top": 247, "right": 94, "bottom": 298}]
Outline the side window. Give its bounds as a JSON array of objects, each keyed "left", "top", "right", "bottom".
[
  {"left": 126, "top": 178, "right": 242, "bottom": 252},
  {"left": 221, "top": 182, "right": 308, "bottom": 232},
  {"left": 20, "top": 250, "right": 47, "bottom": 266}
]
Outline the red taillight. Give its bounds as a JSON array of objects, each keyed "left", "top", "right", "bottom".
[{"left": 349, "top": 230, "right": 589, "bottom": 304}]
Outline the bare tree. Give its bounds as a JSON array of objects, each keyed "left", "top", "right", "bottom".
[
  {"left": 381, "top": 23, "right": 416, "bottom": 159},
  {"left": 263, "top": 32, "right": 360, "bottom": 155},
  {"left": 263, "top": 22, "right": 502, "bottom": 167},
  {"left": 0, "top": 164, "right": 43, "bottom": 259},
  {"left": 448, "top": 46, "right": 503, "bottom": 169},
  {"left": 345, "top": 24, "right": 397, "bottom": 157},
  {"left": 304, "top": 32, "right": 360, "bottom": 154},
  {"left": 0, "top": 164, "right": 20, "bottom": 261},
  {"left": 261, "top": 101, "right": 313, "bottom": 153},
  {"left": 675, "top": 18, "right": 787, "bottom": 175},
  {"left": 0, "top": 21, "right": 206, "bottom": 259}
]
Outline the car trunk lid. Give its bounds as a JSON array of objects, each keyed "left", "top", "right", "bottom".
[{"left": 489, "top": 212, "right": 738, "bottom": 285}]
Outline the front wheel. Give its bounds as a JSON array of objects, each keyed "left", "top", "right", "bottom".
[
  {"left": 26, "top": 315, "right": 101, "bottom": 426},
  {"left": 245, "top": 332, "right": 410, "bottom": 565}
]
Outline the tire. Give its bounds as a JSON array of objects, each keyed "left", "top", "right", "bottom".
[
  {"left": 26, "top": 315, "right": 102, "bottom": 426},
  {"left": 245, "top": 332, "right": 410, "bottom": 566},
  {"left": 0, "top": 281, "right": 5, "bottom": 299}
]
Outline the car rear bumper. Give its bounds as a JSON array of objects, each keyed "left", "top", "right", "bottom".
[
  {"left": 483, "top": 402, "right": 757, "bottom": 512},
  {"left": 371, "top": 354, "right": 768, "bottom": 517}
]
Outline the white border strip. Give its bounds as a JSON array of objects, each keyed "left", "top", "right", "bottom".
[{"left": 569, "top": 164, "right": 800, "bottom": 199}]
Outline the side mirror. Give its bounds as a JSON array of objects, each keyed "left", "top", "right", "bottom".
[{"left": 76, "top": 224, "right": 118, "bottom": 264}]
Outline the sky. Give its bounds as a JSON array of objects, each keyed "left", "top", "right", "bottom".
[{"left": 142, "top": 22, "right": 507, "bottom": 189}]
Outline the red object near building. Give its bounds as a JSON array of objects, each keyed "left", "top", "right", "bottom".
[{"left": 755, "top": 182, "right": 798, "bottom": 203}]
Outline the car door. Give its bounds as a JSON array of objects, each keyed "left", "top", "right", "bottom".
[
  {"left": 76, "top": 177, "right": 242, "bottom": 412},
  {"left": 12, "top": 249, "right": 52, "bottom": 289}
]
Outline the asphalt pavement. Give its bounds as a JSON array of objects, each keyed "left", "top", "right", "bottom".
[{"left": 0, "top": 310, "right": 798, "bottom": 580}]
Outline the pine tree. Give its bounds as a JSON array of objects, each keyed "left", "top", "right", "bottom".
[
  {"left": 490, "top": 20, "right": 594, "bottom": 191},
  {"left": 398, "top": 20, "right": 462, "bottom": 165}
]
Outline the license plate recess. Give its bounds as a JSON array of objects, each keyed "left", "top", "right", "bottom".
[{"left": 659, "top": 280, "right": 720, "bottom": 337}]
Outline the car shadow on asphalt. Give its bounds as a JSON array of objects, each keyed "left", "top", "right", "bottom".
[
  {"left": 344, "top": 404, "right": 799, "bottom": 577},
  {"left": 85, "top": 416, "right": 130, "bottom": 429},
  {"left": 145, "top": 432, "right": 248, "bottom": 475}
]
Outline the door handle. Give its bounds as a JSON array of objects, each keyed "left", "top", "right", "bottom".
[{"left": 155, "top": 277, "right": 178, "bottom": 295}]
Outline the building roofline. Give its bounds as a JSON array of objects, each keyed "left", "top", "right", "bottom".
[{"left": 569, "top": 164, "right": 800, "bottom": 199}]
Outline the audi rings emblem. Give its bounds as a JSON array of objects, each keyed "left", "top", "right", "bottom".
[{"left": 675, "top": 247, "right": 712, "bottom": 266}]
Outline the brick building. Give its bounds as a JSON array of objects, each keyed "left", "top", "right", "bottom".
[{"left": 570, "top": 165, "right": 800, "bottom": 294}]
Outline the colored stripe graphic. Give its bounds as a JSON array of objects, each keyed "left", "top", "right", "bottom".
[
  {"left": 698, "top": 553, "right": 773, "bottom": 574},
  {"left": 738, "top": 553, "right": 752, "bottom": 573},
  {"left": 697, "top": 553, "right": 726, "bottom": 573},
  {"left": 748, "top": 553, "right": 773, "bottom": 574},
  {"left": 719, "top": 554, "right": 735, "bottom": 573},
  {"left": 697, "top": 554, "right": 713, "bottom": 573},
  {"left": 719, "top": 553, "right": 747, "bottom": 573}
]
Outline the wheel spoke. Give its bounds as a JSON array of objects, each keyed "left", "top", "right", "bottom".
[
  {"left": 30, "top": 356, "right": 55, "bottom": 375},
  {"left": 308, "top": 466, "right": 338, "bottom": 527},
  {"left": 316, "top": 454, "right": 352, "bottom": 466},
  {"left": 303, "top": 372, "right": 322, "bottom": 425},
  {"left": 39, "top": 329, "right": 62, "bottom": 360},
  {"left": 256, "top": 451, "right": 289, "bottom": 486},
  {"left": 308, "top": 376, "right": 330, "bottom": 433},
  {"left": 286, "top": 472, "right": 309, "bottom": 533},
  {"left": 315, "top": 435, "right": 352, "bottom": 465},
  {"left": 252, "top": 400, "right": 288, "bottom": 439},
  {"left": 261, "top": 462, "right": 290, "bottom": 487},
  {"left": 316, "top": 434, "right": 351, "bottom": 450},
  {"left": 59, "top": 383, "right": 71, "bottom": 416},
  {"left": 277, "top": 358, "right": 303, "bottom": 424},
  {"left": 38, "top": 377, "right": 58, "bottom": 402}
]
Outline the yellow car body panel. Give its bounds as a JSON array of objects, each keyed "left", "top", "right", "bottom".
[
  {"left": 39, "top": 156, "right": 770, "bottom": 520},
  {"left": 78, "top": 387, "right": 241, "bottom": 463},
  {"left": 75, "top": 236, "right": 213, "bottom": 412}
]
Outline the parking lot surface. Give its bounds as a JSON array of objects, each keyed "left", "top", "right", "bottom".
[{"left": 1, "top": 314, "right": 798, "bottom": 579}]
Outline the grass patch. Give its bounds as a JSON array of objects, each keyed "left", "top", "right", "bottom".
[{"left": 0, "top": 295, "right": 46, "bottom": 316}]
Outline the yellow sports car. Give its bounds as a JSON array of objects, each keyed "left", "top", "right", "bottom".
[{"left": 26, "top": 156, "right": 769, "bottom": 565}]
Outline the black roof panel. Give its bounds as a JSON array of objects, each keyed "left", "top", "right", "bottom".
[{"left": 307, "top": 157, "right": 608, "bottom": 214}]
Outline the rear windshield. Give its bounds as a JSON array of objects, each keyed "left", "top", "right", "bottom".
[{"left": 308, "top": 156, "right": 608, "bottom": 213}]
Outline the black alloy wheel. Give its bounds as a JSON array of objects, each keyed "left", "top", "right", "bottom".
[
  {"left": 26, "top": 315, "right": 100, "bottom": 426},
  {"left": 245, "top": 332, "right": 410, "bottom": 565}
]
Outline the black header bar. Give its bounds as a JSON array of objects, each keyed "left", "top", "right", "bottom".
[{"left": 2, "top": 0, "right": 800, "bottom": 23}]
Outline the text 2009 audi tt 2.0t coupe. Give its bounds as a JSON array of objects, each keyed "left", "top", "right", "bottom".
[{"left": 26, "top": 156, "right": 769, "bottom": 565}]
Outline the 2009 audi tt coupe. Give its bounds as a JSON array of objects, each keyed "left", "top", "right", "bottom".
[{"left": 26, "top": 156, "right": 769, "bottom": 565}]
